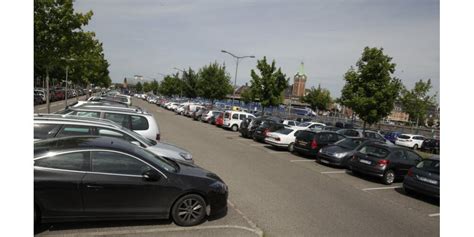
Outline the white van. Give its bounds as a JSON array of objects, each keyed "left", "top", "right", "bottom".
[{"left": 223, "top": 110, "right": 255, "bottom": 131}]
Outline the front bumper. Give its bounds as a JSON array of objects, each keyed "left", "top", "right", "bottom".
[
  {"left": 403, "top": 176, "right": 440, "bottom": 198},
  {"left": 318, "top": 153, "right": 346, "bottom": 167},
  {"left": 349, "top": 161, "right": 384, "bottom": 177}
]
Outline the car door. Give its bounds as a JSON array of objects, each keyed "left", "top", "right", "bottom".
[
  {"left": 34, "top": 151, "right": 90, "bottom": 217},
  {"left": 387, "top": 150, "right": 408, "bottom": 177},
  {"left": 404, "top": 150, "right": 423, "bottom": 172},
  {"left": 82, "top": 150, "right": 167, "bottom": 216}
]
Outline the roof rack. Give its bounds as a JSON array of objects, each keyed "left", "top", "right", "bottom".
[
  {"left": 34, "top": 114, "right": 121, "bottom": 127},
  {"left": 72, "top": 104, "right": 147, "bottom": 114}
]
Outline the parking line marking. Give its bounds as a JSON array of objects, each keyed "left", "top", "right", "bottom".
[
  {"left": 290, "top": 159, "right": 315, "bottom": 162},
  {"left": 37, "top": 106, "right": 46, "bottom": 110},
  {"left": 321, "top": 171, "right": 346, "bottom": 174},
  {"left": 362, "top": 186, "right": 402, "bottom": 191},
  {"left": 428, "top": 213, "right": 440, "bottom": 217}
]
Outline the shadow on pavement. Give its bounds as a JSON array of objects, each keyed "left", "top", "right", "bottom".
[{"left": 394, "top": 187, "right": 440, "bottom": 206}]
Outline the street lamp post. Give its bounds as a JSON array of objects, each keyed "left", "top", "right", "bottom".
[
  {"left": 173, "top": 67, "right": 185, "bottom": 98},
  {"left": 221, "top": 50, "right": 255, "bottom": 107},
  {"left": 61, "top": 57, "right": 75, "bottom": 107}
]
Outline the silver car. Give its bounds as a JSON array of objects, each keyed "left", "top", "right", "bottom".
[{"left": 34, "top": 114, "right": 193, "bottom": 163}]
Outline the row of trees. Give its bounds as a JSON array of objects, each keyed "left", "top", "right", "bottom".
[{"left": 34, "top": 0, "right": 111, "bottom": 89}]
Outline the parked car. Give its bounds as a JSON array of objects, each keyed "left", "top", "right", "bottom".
[
  {"left": 395, "top": 134, "right": 426, "bottom": 150},
  {"left": 239, "top": 117, "right": 254, "bottom": 138},
  {"left": 55, "top": 104, "right": 161, "bottom": 141},
  {"left": 193, "top": 108, "right": 207, "bottom": 121},
  {"left": 293, "top": 131, "right": 346, "bottom": 157},
  {"left": 335, "top": 121, "right": 357, "bottom": 129},
  {"left": 34, "top": 115, "right": 193, "bottom": 162},
  {"left": 34, "top": 94, "right": 43, "bottom": 105},
  {"left": 282, "top": 120, "right": 299, "bottom": 127},
  {"left": 296, "top": 121, "right": 326, "bottom": 131},
  {"left": 202, "top": 110, "right": 221, "bottom": 123},
  {"left": 336, "top": 129, "right": 388, "bottom": 144},
  {"left": 265, "top": 127, "right": 305, "bottom": 152},
  {"left": 215, "top": 112, "right": 224, "bottom": 127},
  {"left": 420, "top": 139, "right": 440, "bottom": 154},
  {"left": 403, "top": 157, "right": 440, "bottom": 198},
  {"left": 317, "top": 138, "right": 377, "bottom": 168},
  {"left": 384, "top": 131, "right": 402, "bottom": 144},
  {"left": 34, "top": 136, "right": 228, "bottom": 226},
  {"left": 253, "top": 119, "right": 285, "bottom": 142},
  {"left": 348, "top": 143, "right": 422, "bottom": 184},
  {"left": 222, "top": 110, "right": 256, "bottom": 131},
  {"left": 322, "top": 126, "right": 340, "bottom": 132}
]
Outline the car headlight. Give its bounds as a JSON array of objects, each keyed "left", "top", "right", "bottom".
[
  {"left": 334, "top": 152, "right": 349, "bottom": 158},
  {"left": 179, "top": 152, "right": 193, "bottom": 161},
  {"left": 210, "top": 181, "right": 228, "bottom": 194}
]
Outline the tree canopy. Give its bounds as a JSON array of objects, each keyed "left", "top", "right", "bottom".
[
  {"left": 196, "top": 62, "right": 233, "bottom": 103},
  {"left": 159, "top": 73, "right": 182, "bottom": 97},
  {"left": 301, "top": 84, "right": 332, "bottom": 113},
  {"left": 340, "top": 47, "right": 402, "bottom": 130},
  {"left": 399, "top": 79, "right": 437, "bottom": 126},
  {"left": 182, "top": 68, "right": 199, "bottom": 98},
  {"left": 247, "top": 57, "right": 289, "bottom": 112}
]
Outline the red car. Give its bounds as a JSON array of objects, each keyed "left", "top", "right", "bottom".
[{"left": 215, "top": 113, "right": 224, "bottom": 127}]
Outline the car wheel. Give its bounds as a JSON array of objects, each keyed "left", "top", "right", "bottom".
[
  {"left": 413, "top": 144, "right": 418, "bottom": 150},
  {"left": 382, "top": 170, "right": 395, "bottom": 185},
  {"left": 231, "top": 125, "right": 238, "bottom": 132},
  {"left": 172, "top": 194, "right": 207, "bottom": 226},
  {"left": 288, "top": 143, "right": 295, "bottom": 152}
]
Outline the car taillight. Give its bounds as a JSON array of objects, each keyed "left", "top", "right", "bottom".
[
  {"left": 377, "top": 159, "right": 390, "bottom": 167},
  {"left": 407, "top": 168, "right": 413, "bottom": 177},
  {"left": 311, "top": 139, "right": 318, "bottom": 149},
  {"left": 263, "top": 128, "right": 269, "bottom": 137},
  {"left": 156, "top": 134, "right": 160, "bottom": 141}
]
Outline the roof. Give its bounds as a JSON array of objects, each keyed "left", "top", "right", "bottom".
[{"left": 34, "top": 114, "right": 120, "bottom": 128}]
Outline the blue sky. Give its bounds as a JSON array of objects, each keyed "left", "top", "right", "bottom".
[{"left": 75, "top": 0, "right": 439, "bottom": 99}]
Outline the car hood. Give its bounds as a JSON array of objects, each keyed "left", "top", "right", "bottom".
[
  {"left": 147, "top": 142, "right": 192, "bottom": 162},
  {"left": 322, "top": 145, "right": 354, "bottom": 154},
  {"left": 176, "top": 160, "right": 223, "bottom": 182}
]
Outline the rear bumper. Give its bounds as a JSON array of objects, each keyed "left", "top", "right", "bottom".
[
  {"left": 403, "top": 176, "right": 439, "bottom": 198},
  {"left": 294, "top": 146, "right": 317, "bottom": 157},
  {"left": 318, "top": 153, "right": 346, "bottom": 167},
  {"left": 349, "top": 161, "right": 384, "bottom": 177},
  {"left": 264, "top": 139, "right": 288, "bottom": 148}
]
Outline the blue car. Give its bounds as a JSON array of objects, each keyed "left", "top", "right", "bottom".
[{"left": 384, "top": 131, "right": 402, "bottom": 144}]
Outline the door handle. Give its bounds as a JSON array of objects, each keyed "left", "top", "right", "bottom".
[{"left": 86, "top": 184, "right": 103, "bottom": 189}]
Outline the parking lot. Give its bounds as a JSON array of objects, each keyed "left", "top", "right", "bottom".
[{"left": 34, "top": 97, "right": 439, "bottom": 236}]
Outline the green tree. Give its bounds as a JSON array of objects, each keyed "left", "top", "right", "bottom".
[
  {"left": 143, "top": 81, "right": 151, "bottom": 93},
  {"left": 248, "top": 56, "right": 289, "bottom": 113},
  {"left": 151, "top": 80, "right": 159, "bottom": 95},
  {"left": 340, "top": 47, "right": 402, "bottom": 131},
  {"left": 301, "top": 84, "right": 332, "bottom": 113},
  {"left": 399, "top": 79, "right": 437, "bottom": 126},
  {"left": 159, "top": 74, "right": 182, "bottom": 97},
  {"left": 197, "top": 62, "right": 233, "bottom": 104},
  {"left": 183, "top": 68, "right": 199, "bottom": 98},
  {"left": 135, "top": 82, "right": 143, "bottom": 93}
]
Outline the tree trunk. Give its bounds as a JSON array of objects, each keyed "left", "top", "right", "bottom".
[{"left": 362, "top": 121, "right": 366, "bottom": 134}]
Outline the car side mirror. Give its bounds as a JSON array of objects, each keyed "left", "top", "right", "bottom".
[{"left": 142, "top": 169, "right": 160, "bottom": 182}]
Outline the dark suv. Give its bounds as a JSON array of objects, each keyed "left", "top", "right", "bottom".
[
  {"left": 348, "top": 143, "right": 422, "bottom": 184},
  {"left": 253, "top": 119, "right": 285, "bottom": 142},
  {"left": 420, "top": 139, "right": 440, "bottom": 154},
  {"left": 293, "top": 131, "right": 346, "bottom": 157}
]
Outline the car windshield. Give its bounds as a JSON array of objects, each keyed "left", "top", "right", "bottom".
[
  {"left": 416, "top": 159, "right": 440, "bottom": 174},
  {"left": 133, "top": 146, "right": 178, "bottom": 172},
  {"left": 336, "top": 138, "right": 363, "bottom": 150},
  {"left": 117, "top": 125, "right": 156, "bottom": 146},
  {"left": 274, "top": 128, "right": 293, "bottom": 135},
  {"left": 358, "top": 145, "right": 389, "bottom": 158},
  {"left": 298, "top": 122, "right": 311, "bottom": 127}
]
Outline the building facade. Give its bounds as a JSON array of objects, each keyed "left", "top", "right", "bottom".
[{"left": 292, "top": 62, "right": 307, "bottom": 97}]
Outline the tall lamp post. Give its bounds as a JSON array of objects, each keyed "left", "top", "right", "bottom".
[
  {"left": 221, "top": 50, "right": 255, "bottom": 107},
  {"left": 173, "top": 67, "right": 185, "bottom": 98},
  {"left": 61, "top": 57, "right": 75, "bottom": 107}
]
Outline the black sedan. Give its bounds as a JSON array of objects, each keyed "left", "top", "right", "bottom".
[
  {"left": 34, "top": 136, "right": 228, "bottom": 226},
  {"left": 253, "top": 119, "right": 285, "bottom": 142},
  {"left": 294, "top": 131, "right": 346, "bottom": 158},
  {"left": 403, "top": 157, "right": 440, "bottom": 198},
  {"left": 317, "top": 138, "right": 377, "bottom": 168},
  {"left": 348, "top": 143, "right": 422, "bottom": 184}
]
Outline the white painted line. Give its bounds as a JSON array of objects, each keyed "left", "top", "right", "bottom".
[
  {"left": 321, "top": 170, "right": 346, "bottom": 174},
  {"left": 37, "top": 106, "right": 46, "bottom": 110},
  {"left": 266, "top": 151, "right": 287, "bottom": 154},
  {"left": 362, "top": 186, "right": 402, "bottom": 191},
  {"left": 428, "top": 213, "right": 440, "bottom": 217},
  {"left": 290, "top": 159, "right": 315, "bottom": 162}
]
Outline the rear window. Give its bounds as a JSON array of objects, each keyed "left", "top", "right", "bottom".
[
  {"left": 398, "top": 135, "right": 411, "bottom": 139},
  {"left": 224, "top": 112, "right": 231, "bottom": 119},
  {"left": 131, "top": 115, "right": 149, "bottom": 130},
  {"left": 416, "top": 159, "right": 440, "bottom": 174},
  {"left": 358, "top": 145, "right": 389, "bottom": 158},
  {"left": 56, "top": 125, "right": 93, "bottom": 137},
  {"left": 274, "top": 128, "right": 293, "bottom": 135},
  {"left": 296, "top": 130, "right": 314, "bottom": 140}
]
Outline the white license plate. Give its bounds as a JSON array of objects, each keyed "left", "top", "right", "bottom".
[
  {"left": 321, "top": 159, "right": 330, "bottom": 164},
  {"left": 359, "top": 159, "right": 371, "bottom": 165},
  {"left": 416, "top": 175, "right": 438, "bottom": 185}
]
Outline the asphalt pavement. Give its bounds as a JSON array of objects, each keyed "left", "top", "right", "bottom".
[{"left": 34, "top": 97, "right": 439, "bottom": 236}]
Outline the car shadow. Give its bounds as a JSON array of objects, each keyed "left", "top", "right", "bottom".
[
  {"left": 35, "top": 210, "right": 228, "bottom": 235},
  {"left": 345, "top": 169, "right": 396, "bottom": 184},
  {"left": 394, "top": 187, "right": 440, "bottom": 206}
]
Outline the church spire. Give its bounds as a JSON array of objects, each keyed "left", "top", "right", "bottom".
[{"left": 298, "top": 61, "right": 305, "bottom": 75}]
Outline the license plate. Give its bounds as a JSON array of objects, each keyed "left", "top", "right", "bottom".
[
  {"left": 298, "top": 141, "right": 307, "bottom": 146},
  {"left": 321, "top": 159, "right": 330, "bottom": 164},
  {"left": 416, "top": 175, "right": 438, "bottom": 185},
  {"left": 359, "top": 159, "right": 371, "bottom": 165}
]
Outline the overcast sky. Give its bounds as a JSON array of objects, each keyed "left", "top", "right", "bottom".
[{"left": 75, "top": 0, "right": 439, "bottom": 99}]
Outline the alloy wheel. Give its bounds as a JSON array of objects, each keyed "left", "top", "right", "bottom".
[
  {"left": 383, "top": 170, "right": 395, "bottom": 185},
  {"left": 172, "top": 194, "right": 206, "bottom": 226}
]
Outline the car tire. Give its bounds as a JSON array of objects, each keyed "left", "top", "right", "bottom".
[
  {"left": 382, "top": 169, "right": 395, "bottom": 185},
  {"left": 171, "top": 194, "right": 207, "bottom": 226},
  {"left": 231, "top": 125, "right": 238, "bottom": 132},
  {"left": 413, "top": 144, "right": 418, "bottom": 150},
  {"left": 288, "top": 143, "right": 295, "bottom": 152}
]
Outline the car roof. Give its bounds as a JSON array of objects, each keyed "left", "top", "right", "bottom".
[
  {"left": 67, "top": 104, "right": 150, "bottom": 115},
  {"left": 34, "top": 114, "right": 121, "bottom": 128}
]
